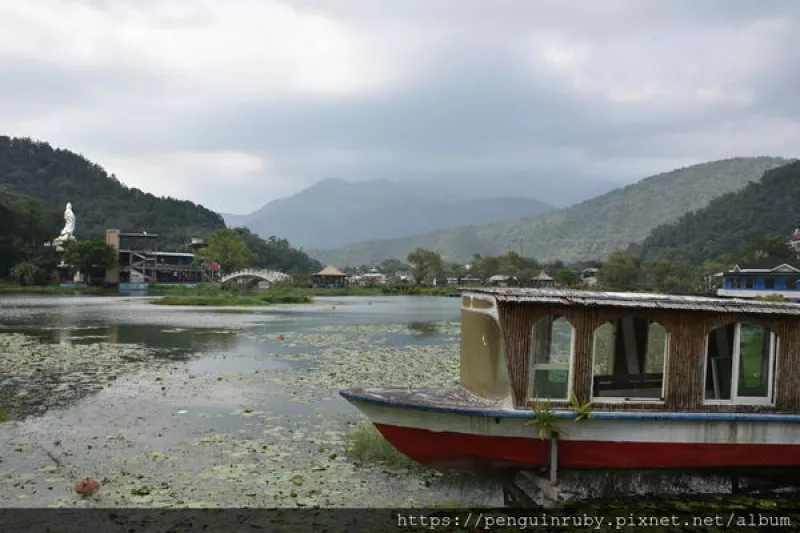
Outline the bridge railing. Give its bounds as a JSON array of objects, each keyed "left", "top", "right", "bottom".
[{"left": 220, "top": 269, "right": 292, "bottom": 283}]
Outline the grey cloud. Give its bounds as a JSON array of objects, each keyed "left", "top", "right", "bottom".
[{"left": 1, "top": 0, "right": 799, "bottom": 213}]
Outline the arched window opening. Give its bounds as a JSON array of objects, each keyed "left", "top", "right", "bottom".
[
  {"left": 705, "top": 323, "right": 776, "bottom": 403},
  {"left": 529, "top": 315, "right": 573, "bottom": 400},
  {"left": 591, "top": 318, "right": 668, "bottom": 400}
]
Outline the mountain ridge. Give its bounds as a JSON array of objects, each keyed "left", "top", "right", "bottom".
[
  {"left": 223, "top": 177, "right": 555, "bottom": 249},
  {"left": 636, "top": 160, "right": 800, "bottom": 264},
  {"left": 307, "top": 156, "right": 793, "bottom": 267}
]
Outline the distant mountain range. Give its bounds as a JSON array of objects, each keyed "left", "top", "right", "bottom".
[
  {"left": 221, "top": 177, "right": 555, "bottom": 250},
  {"left": 401, "top": 171, "right": 626, "bottom": 208},
  {"left": 0, "top": 136, "right": 225, "bottom": 248},
  {"left": 307, "top": 157, "right": 793, "bottom": 267}
]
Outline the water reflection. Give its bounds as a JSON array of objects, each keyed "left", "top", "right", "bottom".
[
  {"left": 0, "top": 295, "right": 462, "bottom": 421},
  {"left": 407, "top": 321, "right": 440, "bottom": 336}
]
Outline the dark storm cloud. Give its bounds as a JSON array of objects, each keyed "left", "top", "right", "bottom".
[{"left": 1, "top": 0, "right": 799, "bottom": 212}]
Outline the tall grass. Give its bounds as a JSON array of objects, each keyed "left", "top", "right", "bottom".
[{"left": 344, "top": 420, "right": 416, "bottom": 469}]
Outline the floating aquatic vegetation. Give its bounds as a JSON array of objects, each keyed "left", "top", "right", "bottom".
[
  {"left": 0, "top": 322, "right": 460, "bottom": 508},
  {"left": 0, "top": 333, "right": 186, "bottom": 420}
]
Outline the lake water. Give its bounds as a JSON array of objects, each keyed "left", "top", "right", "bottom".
[
  {"left": 0, "top": 294, "right": 506, "bottom": 508},
  {"left": 1, "top": 294, "right": 792, "bottom": 510}
]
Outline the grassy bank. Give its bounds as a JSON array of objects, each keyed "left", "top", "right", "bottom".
[
  {"left": 148, "top": 283, "right": 458, "bottom": 298},
  {"left": 310, "top": 284, "right": 457, "bottom": 296},
  {"left": 0, "top": 282, "right": 111, "bottom": 295},
  {"left": 151, "top": 292, "right": 313, "bottom": 306}
]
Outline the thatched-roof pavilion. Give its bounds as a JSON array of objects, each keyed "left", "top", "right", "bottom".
[
  {"left": 313, "top": 265, "right": 349, "bottom": 288},
  {"left": 531, "top": 270, "right": 556, "bottom": 288}
]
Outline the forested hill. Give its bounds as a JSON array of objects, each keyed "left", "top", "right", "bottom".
[
  {"left": 310, "top": 157, "right": 791, "bottom": 267},
  {"left": 637, "top": 161, "right": 800, "bottom": 263},
  {"left": 0, "top": 136, "right": 225, "bottom": 248}
]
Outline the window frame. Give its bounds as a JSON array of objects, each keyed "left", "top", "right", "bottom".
[
  {"left": 703, "top": 323, "right": 777, "bottom": 406},
  {"left": 527, "top": 315, "right": 575, "bottom": 402},
  {"left": 589, "top": 319, "right": 668, "bottom": 404}
]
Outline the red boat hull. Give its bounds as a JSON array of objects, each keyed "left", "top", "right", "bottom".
[
  {"left": 341, "top": 387, "right": 800, "bottom": 474},
  {"left": 374, "top": 423, "right": 800, "bottom": 474}
]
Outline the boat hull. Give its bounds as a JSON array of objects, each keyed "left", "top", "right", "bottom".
[{"left": 341, "top": 389, "right": 800, "bottom": 475}]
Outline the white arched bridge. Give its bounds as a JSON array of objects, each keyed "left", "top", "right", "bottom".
[{"left": 220, "top": 269, "right": 292, "bottom": 285}]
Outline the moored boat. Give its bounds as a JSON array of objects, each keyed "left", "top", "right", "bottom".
[{"left": 340, "top": 288, "right": 800, "bottom": 477}]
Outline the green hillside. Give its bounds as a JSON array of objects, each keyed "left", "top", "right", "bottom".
[
  {"left": 0, "top": 136, "right": 225, "bottom": 249},
  {"left": 638, "top": 161, "right": 800, "bottom": 263},
  {"left": 310, "top": 157, "right": 791, "bottom": 266}
]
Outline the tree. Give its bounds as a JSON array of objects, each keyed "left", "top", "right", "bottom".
[
  {"left": 599, "top": 250, "right": 641, "bottom": 290},
  {"left": 231, "top": 227, "right": 321, "bottom": 274},
  {"left": 10, "top": 261, "right": 42, "bottom": 286},
  {"left": 407, "top": 248, "right": 443, "bottom": 285},
  {"left": 196, "top": 229, "right": 255, "bottom": 274},
  {"left": 62, "top": 239, "right": 117, "bottom": 285},
  {"left": 640, "top": 259, "right": 699, "bottom": 293},
  {"left": 736, "top": 235, "right": 794, "bottom": 264},
  {"left": 553, "top": 268, "right": 577, "bottom": 287},
  {"left": 378, "top": 258, "right": 409, "bottom": 274}
]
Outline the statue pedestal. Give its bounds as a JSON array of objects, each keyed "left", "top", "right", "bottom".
[
  {"left": 43, "top": 238, "right": 76, "bottom": 282},
  {"left": 44, "top": 236, "right": 75, "bottom": 253}
]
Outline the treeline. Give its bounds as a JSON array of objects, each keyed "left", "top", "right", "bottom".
[
  {"left": 600, "top": 235, "right": 794, "bottom": 293},
  {"left": 343, "top": 247, "right": 597, "bottom": 286},
  {"left": 0, "top": 136, "right": 225, "bottom": 249},
  {"left": 194, "top": 228, "right": 322, "bottom": 279},
  {"left": 345, "top": 232, "right": 793, "bottom": 295},
  {"left": 636, "top": 161, "right": 800, "bottom": 263}
]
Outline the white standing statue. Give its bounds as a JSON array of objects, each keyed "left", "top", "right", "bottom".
[{"left": 55, "top": 202, "right": 76, "bottom": 243}]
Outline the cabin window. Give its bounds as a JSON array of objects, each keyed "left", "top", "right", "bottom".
[
  {"left": 745, "top": 278, "right": 754, "bottom": 289},
  {"left": 704, "top": 323, "right": 776, "bottom": 404},
  {"left": 529, "top": 315, "right": 573, "bottom": 400},
  {"left": 591, "top": 318, "right": 667, "bottom": 401},
  {"left": 765, "top": 278, "right": 775, "bottom": 289}
]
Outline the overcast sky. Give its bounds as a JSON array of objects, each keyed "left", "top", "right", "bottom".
[{"left": 1, "top": 0, "right": 799, "bottom": 214}]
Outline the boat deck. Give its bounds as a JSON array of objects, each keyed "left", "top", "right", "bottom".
[{"left": 342, "top": 386, "right": 513, "bottom": 412}]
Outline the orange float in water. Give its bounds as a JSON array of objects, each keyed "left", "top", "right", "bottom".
[{"left": 75, "top": 476, "right": 101, "bottom": 496}]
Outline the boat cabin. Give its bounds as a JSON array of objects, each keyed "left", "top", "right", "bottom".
[{"left": 460, "top": 288, "right": 800, "bottom": 413}]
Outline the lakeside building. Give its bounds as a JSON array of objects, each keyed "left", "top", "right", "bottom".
[
  {"left": 717, "top": 258, "right": 800, "bottom": 300},
  {"left": 104, "top": 229, "right": 209, "bottom": 290},
  {"left": 349, "top": 268, "right": 388, "bottom": 287},
  {"left": 531, "top": 270, "right": 556, "bottom": 288},
  {"left": 312, "top": 265, "right": 349, "bottom": 288}
]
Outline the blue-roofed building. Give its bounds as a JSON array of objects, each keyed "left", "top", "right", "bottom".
[{"left": 717, "top": 258, "right": 800, "bottom": 300}]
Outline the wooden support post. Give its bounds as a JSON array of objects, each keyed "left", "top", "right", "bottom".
[
  {"left": 550, "top": 431, "right": 559, "bottom": 485},
  {"left": 540, "top": 431, "right": 561, "bottom": 508}
]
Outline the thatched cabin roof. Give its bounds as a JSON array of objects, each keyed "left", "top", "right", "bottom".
[
  {"left": 463, "top": 287, "right": 800, "bottom": 316},
  {"left": 316, "top": 265, "right": 346, "bottom": 276}
]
